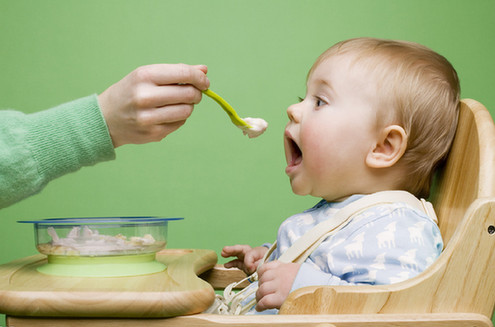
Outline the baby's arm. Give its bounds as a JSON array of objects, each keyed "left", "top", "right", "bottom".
[{"left": 221, "top": 245, "right": 268, "bottom": 275}]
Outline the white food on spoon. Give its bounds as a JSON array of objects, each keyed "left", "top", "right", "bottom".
[{"left": 240, "top": 117, "right": 268, "bottom": 138}]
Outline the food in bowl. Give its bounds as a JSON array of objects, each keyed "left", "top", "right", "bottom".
[{"left": 19, "top": 217, "right": 182, "bottom": 257}]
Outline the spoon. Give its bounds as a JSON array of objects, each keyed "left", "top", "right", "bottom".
[
  {"left": 202, "top": 89, "right": 268, "bottom": 138},
  {"left": 202, "top": 89, "right": 252, "bottom": 128}
]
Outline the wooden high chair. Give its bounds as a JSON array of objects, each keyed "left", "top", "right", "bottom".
[
  {"left": 5, "top": 99, "right": 495, "bottom": 326},
  {"left": 187, "top": 98, "right": 495, "bottom": 326}
]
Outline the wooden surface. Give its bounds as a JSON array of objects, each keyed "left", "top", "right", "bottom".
[
  {"left": 433, "top": 99, "right": 495, "bottom": 244},
  {"left": 0, "top": 248, "right": 217, "bottom": 317},
  {"left": 199, "top": 264, "right": 249, "bottom": 289},
  {"left": 6, "top": 313, "right": 493, "bottom": 327}
]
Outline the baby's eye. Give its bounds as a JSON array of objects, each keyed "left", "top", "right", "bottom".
[{"left": 315, "top": 97, "right": 327, "bottom": 107}]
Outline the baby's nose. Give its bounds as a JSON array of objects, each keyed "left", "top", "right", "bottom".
[{"left": 287, "top": 103, "right": 302, "bottom": 123}]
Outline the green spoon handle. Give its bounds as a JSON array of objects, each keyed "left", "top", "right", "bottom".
[{"left": 203, "top": 89, "right": 252, "bottom": 128}]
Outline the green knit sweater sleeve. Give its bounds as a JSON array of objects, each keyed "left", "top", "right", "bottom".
[{"left": 0, "top": 95, "right": 116, "bottom": 208}]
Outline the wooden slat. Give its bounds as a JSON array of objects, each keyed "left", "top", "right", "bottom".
[
  {"left": 7, "top": 313, "right": 493, "bottom": 327},
  {"left": 199, "top": 264, "right": 249, "bottom": 289}
]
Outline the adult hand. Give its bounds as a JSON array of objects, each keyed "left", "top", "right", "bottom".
[{"left": 98, "top": 63, "right": 210, "bottom": 148}]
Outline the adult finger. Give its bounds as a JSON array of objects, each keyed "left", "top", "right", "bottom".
[
  {"left": 151, "top": 104, "right": 195, "bottom": 124},
  {"left": 131, "top": 105, "right": 192, "bottom": 128},
  {"left": 134, "top": 84, "right": 203, "bottom": 109},
  {"left": 192, "top": 64, "right": 208, "bottom": 74},
  {"left": 135, "top": 120, "right": 187, "bottom": 144},
  {"left": 146, "top": 63, "right": 210, "bottom": 90}
]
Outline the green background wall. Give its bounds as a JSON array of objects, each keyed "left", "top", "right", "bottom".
[{"left": 1, "top": 0, "right": 494, "bottom": 324}]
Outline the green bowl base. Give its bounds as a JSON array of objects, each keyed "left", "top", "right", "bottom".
[{"left": 37, "top": 253, "right": 166, "bottom": 277}]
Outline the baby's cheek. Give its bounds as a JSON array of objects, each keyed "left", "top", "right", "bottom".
[{"left": 303, "top": 137, "right": 338, "bottom": 173}]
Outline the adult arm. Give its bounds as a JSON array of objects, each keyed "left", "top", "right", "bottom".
[
  {"left": 0, "top": 95, "right": 115, "bottom": 208},
  {"left": 0, "top": 63, "right": 209, "bottom": 208}
]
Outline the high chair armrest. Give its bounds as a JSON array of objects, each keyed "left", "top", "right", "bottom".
[
  {"left": 6, "top": 312, "right": 495, "bottom": 326},
  {"left": 199, "top": 264, "right": 250, "bottom": 290},
  {"left": 280, "top": 284, "right": 392, "bottom": 314}
]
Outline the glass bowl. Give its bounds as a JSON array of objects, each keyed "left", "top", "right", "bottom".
[{"left": 18, "top": 217, "right": 183, "bottom": 277}]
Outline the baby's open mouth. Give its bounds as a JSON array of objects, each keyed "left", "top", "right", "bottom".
[{"left": 286, "top": 135, "right": 303, "bottom": 167}]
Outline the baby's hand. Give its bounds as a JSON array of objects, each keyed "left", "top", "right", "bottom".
[
  {"left": 221, "top": 245, "right": 268, "bottom": 275},
  {"left": 255, "top": 260, "right": 301, "bottom": 312}
]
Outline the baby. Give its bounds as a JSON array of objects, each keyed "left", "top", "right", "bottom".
[{"left": 221, "top": 37, "right": 460, "bottom": 314}]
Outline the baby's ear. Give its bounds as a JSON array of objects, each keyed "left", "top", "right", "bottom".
[{"left": 366, "top": 125, "right": 407, "bottom": 168}]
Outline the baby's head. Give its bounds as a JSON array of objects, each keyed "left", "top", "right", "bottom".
[{"left": 284, "top": 38, "right": 459, "bottom": 200}]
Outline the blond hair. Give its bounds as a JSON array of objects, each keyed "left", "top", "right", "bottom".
[{"left": 311, "top": 38, "right": 460, "bottom": 198}]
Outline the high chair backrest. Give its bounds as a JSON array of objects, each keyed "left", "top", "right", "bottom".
[{"left": 432, "top": 99, "right": 495, "bottom": 245}]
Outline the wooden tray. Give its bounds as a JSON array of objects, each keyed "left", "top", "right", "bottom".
[{"left": 0, "top": 249, "right": 217, "bottom": 318}]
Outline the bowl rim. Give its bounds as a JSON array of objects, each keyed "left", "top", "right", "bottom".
[{"left": 18, "top": 217, "right": 184, "bottom": 225}]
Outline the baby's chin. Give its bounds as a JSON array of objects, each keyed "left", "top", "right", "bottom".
[
  {"left": 290, "top": 182, "right": 347, "bottom": 202},
  {"left": 288, "top": 179, "right": 312, "bottom": 197}
]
